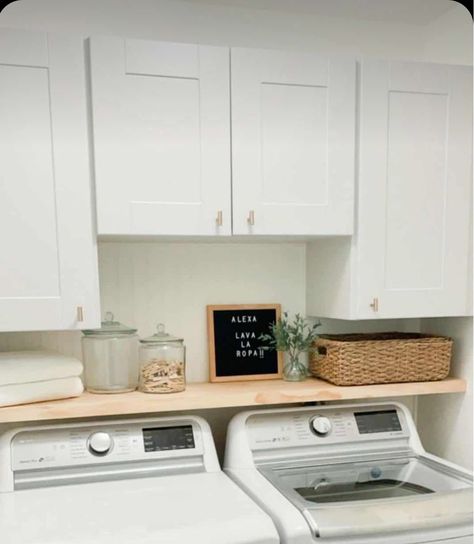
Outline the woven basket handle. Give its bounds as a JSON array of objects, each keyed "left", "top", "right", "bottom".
[{"left": 312, "top": 340, "right": 327, "bottom": 360}]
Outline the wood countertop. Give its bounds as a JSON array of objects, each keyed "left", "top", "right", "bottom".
[{"left": 0, "top": 377, "right": 465, "bottom": 423}]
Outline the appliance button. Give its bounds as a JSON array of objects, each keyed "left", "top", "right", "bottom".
[
  {"left": 310, "top": 416, "right": 332, "bottom": 437},
  {"left": 88, "top": 432, "right": 113, "bottom": 456}
]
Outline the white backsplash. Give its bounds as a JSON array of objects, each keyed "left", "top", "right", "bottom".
[{"left": 98, "top": 242, "right": 307, "bottom": 382}]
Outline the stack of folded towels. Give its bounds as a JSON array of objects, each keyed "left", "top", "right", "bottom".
[{"left": 0, "top": 351, "right": 84, "bottom": 407}]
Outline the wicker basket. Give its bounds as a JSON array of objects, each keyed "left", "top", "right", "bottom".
[{"left": 310, "top": 332, "right": 452, "bottom": 386}]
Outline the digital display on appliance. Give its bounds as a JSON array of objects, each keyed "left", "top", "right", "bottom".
[
  {"left": 142, "top": 425, "right": 195, "bottom": 452},
  {"left": 354, "top": 410, "right": 402, "bottom": 434}
]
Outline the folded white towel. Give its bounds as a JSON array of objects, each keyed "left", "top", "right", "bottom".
[
  {"left": 0, "top": 377, "right": 83, "bottom": 407},
  {"left": 0, "top": 351, "right": 83, "bottom": 386}
]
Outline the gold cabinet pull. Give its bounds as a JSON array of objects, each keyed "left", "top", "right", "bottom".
[
  {"left": 369, "top": 297, "right": 379, "bottom": 312},
  {"left": 247, "top": 210, "right": 255, "bottom": 226},
  {"left": 77, "top": 306, "right": 84, "bottom": 322},
  {"left": 216, "top": 210, "right": 223, "bottom": 227}
]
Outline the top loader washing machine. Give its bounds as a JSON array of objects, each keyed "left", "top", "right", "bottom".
[{"left": 224, "top": 401, "right": 473, "bottom": 544}]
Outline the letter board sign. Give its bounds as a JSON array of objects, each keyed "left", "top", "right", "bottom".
[{"left": 207, "top": 304, "right": 283, "bottom": 382}]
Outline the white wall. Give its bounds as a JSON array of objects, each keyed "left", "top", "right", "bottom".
[
  {"left": 99, "top": 242, "right": 306, "bottom": 382},
  {"left": 417, "top": 317, "right": 473, "bottom": 469}
]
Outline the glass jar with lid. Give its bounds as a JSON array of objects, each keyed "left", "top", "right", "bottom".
[
  {"left": 82, "top": 312, "right": 139, "bottom": 393},
  {"left": 139, "top": 324, "right": 186, "bottom": 394}
]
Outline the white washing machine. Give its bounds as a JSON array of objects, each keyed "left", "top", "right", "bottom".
[
  {"left": 224, "top": 402, "right": 473, "bottom": 544},
  {"left": 0, "top": 415, "right": 279, "bottom": 544}
]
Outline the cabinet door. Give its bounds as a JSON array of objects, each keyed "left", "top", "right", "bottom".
[
  {"left": 0, "top": 29, "right": 100, "bottom": 331},
  {"left": 90, "top": 37, "right": 231, "bottom": 236},
  {"left": 358, "top": 60, "right": 472, "bottom": 318},
  {"left": 231, "top": 48, "right": 355, "bottom": 235}
]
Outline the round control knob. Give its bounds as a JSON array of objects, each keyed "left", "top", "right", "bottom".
[
  {"left": 310, "top": 416, "right": 332, "bottom": 437},
  {"left": 88, "top": 432, "right": 113, "bottom": 455}
]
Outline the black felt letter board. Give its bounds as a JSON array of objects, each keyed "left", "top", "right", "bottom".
[{"left": 207, "top": 304, "right": 282, "bottom": 382}]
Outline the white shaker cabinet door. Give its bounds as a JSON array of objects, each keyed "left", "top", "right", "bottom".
[
  {"left": 231, "top": 48, "right": 355, "bottom": 235},
  {"left": 0, "top": 29, "right": 100, "bottom": 331},
  {"left": 358, "top": 60, "right": 472, "bottom": 318},
  {"left": 90, "top": 37, "right": 231, "bottom": 236}
]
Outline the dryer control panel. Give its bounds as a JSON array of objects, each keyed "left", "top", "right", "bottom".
[
  {"left": 247, "top": 404, "right": 409, "bottom": 451},
  {"left": 10, "top": 418, "right": 203, "bottom": 472},
  {"left": 0, "top": 415, "right": 222, "bottom": 492}
]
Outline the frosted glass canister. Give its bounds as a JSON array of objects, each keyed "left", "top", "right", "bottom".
[{"left": 82, "top": 312, "right": 139, "bottom": 393}]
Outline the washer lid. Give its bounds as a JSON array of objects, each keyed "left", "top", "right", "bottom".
[
  {"left": 0, "top": 472, "right": 279, "bottom": 544},
  {"left": 261, "top": 455, "right": 473, "bottom": 538},
  {"left": 306, "top": 488, "right": 472, "bottom": 539}
]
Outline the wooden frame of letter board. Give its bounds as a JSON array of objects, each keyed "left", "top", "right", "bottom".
[{"left": 207, "top": 304, "right": 283, "bottom": 382}]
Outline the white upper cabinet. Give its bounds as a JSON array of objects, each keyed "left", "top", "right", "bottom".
[
  {"left": 0, "top": 29, "right": 100, "bottom": 331},
  {"left": 231, "top": 48, "right": 355, "bottom": 235},
  {"left": 89, "top": 37, "right": 231, "bottom": 236},
  {"left": 90, "top": 41, "right": 355, "bottom": 237},
  {"left": 307, "top": 60, "right": 472, "bottom": 319},
  {"left": 357, "top": 60, "right": 472, "bottom": 318}
]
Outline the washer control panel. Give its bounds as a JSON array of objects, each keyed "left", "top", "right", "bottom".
[
  {"left": 248, "top": 405, "right": 408, "bottom": 450},
  {"left": 11, "top": 419, "right": 203, "bottom": 471}
]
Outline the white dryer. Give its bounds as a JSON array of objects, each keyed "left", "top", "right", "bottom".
[
  {"left": 0, "top": 415, "right": 279, "bottom": 544},
  {"left": 224, "top": 402, "right": 473, "bottom": 544}
]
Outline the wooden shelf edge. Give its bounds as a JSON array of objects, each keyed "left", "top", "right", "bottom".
[{"left": 0, "top": 377, "right": 466, "bottom": 424}]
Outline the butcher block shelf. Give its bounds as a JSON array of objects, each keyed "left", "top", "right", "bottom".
[{"left": 0, "top": 377, "right": 466, "bottom": 424}]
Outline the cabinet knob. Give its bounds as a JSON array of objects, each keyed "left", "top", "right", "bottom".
[
  {"left": 247, "top": 210, "right": 255, "bottom": 226},
  {"left": 369, "top": 298, "right": 379, "bottom": 312},
  {"left": 77, "top": 306, "right": 84, "bottom": 322},
  {"left": 216, "top": 210, "right": 223, "bottom": 227}
]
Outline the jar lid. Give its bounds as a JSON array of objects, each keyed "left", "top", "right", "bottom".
[
  {"left": 140, "top": 323, "right": 183, "bottom": 344},
  {"left": 82, "top": 312, "right": 137, "bottom": 336}
]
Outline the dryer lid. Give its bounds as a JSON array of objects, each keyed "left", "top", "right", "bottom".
[{"left": 0, "top": 472, "right": 279, "bottom": 544}]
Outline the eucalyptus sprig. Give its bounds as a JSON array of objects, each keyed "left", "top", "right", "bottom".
[{"left": 259, "top": 312, "right": 321, "bottom": 363}]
